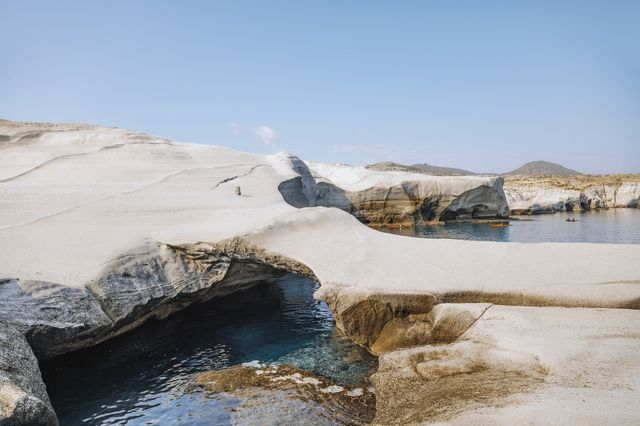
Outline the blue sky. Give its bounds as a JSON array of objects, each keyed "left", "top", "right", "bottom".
[{"left": 1, "top": 1, "right": 638, "bottom": 173}]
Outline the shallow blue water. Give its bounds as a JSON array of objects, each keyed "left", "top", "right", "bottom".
[
  {"left": 40, "top": 275, "right": 376, "bottom": 425},
  {"left": 380, "top": 209, "right": 640, "bottom": 244}
]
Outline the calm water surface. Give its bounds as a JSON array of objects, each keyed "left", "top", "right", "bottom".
[
  {"left": 381, "top": 209, "right": 640, "bottom": 244},
  {"left": 40, "top": 275, "right": 377, "bottom": 425}
]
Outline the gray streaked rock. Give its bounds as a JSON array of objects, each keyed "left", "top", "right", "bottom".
[
  {"left": 0, "top": 279, "right": 112, "bottom": 359},
  {"left": 440, "top": 183, "right": 509, "bottom": 221},
  {"left": 0, "top": 321, "right": 58, "bottom": 425},
  {"left": 86, "top": 239, "right": 316, "bottom": 339},
  {"left": 0, "top": 238, "right": 317, "bottom": 362},
  {"left": 281, "top": 176, "right": 509, "bottom": 226}
]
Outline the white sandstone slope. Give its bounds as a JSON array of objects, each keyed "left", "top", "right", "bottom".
[
  {"left": 0, "top": 121, "right": 509, "bottom": 287},
  {"left": 1, "top": 119, "right": 640, "bottom": 425},
  {"left": 0, "top": 121, "right": 307, "bottom": 287},
  {"left": 373, "top": 305, "right": 640, "bottom": 425},
  {"left": 245, "top": 208, "right": 640, "bottom": 309}
]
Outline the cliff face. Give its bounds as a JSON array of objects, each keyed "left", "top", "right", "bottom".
[
  {"left": 279, "top": 162, "right": 509, "bottom": 226},
  {"left": 504, "top": 175, "right": 640, "bottom": 214}
]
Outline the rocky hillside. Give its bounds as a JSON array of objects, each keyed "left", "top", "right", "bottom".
[{"left": 505, "top": 160, "right": 582, "bottom": 176}]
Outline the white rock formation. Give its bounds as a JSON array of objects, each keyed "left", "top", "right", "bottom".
[
  {"left": 504, "top": 175, "right": 640, "bottom": 214},
  {"left": 1, "top": 119, "right": 640, "bottom": 424},
  {"left": 372, "top": 305, "right": 640, "bottom": 425},
  {"left": 303, "top": 161, "right": 508, "bottom": 224}
]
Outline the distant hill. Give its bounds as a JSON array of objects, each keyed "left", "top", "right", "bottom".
[
  {"left": 367, "top": 160, "right": 583, "bottom": 177},
  {"left": 410, "top": 163, "right": 476, "bottom": 176},
  {"left": 505, "top": 161, "right": 582, "bottom": 176},
  {"left": 366, "top": 161, "right": 476, "bottom": 176},
  {"left": 365, "top": 162, "right": 425, "bottom": 173}
]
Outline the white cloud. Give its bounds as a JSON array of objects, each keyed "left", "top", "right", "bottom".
[
  {"left": 229, "top": 122, "right": 281, "bottom": 151},
  {"left": 229, "top": 121, "right": 242, "bottom": 136},
  {"left": 253, "top": 125, "right": 279, "bottom": 149}
]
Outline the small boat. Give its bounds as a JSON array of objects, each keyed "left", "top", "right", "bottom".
[
  {"left": 566, "top": 218, "right": 578, "bottom": 222},
  {"left": 489, "top": 223, "right": 510, "bottom": 228}
]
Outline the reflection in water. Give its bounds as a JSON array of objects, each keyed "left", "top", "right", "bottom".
[
  {"left": 40, "top": 275, "right": 377, "bottom": 425},
  {"left": 380, "top": 209, "right": 640, "bottom": 244}
]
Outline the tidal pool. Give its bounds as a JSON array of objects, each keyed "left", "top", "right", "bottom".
[
  {"left": 40, "top": 275, "right": 377, "bottom": 425},
  {"left": 380, "top": 209, "right": 640, "bottom": 244}
]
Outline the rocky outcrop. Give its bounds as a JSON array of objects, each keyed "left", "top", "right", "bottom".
[
  {"left": 437, "top": 182, "right": 509, "bottom": 221},
  {"left": 313, "top": 285, "right": 640, "bottom": 425},
  {"left": 315, "top": 180, "right": 509, "bottom": 225},
  {"left": 0, "top": 239, "right": 316, "bottom": 360},
  {"left": 274, "top": 153, "right": 318, "bottom": 208},
  {"left": 0, "top": 322, "right": 57, "bottom": 426},
  {"left": 370, "top": 303, "right": 491, "bottom": 355},
  {"left": 505, "top": 174, "right": 640, "bottom": 214},
  {"left": 192, "top": 364, "right": 375, "bottom": 425},
  {"left": 368, "top": 305, "right": 640, "bottom": 424},
  {"left": 0, "top": 279, "right": 112, "bottom": 360},
  {"left": 371, "top": 336, "right": 547, "bottom": 424},
  {"left": 0, "top": 239, "right": 317, "bottom": 424},
  {"left": 317, "top": 290, "right": 436, "bottom": 351},
  {"left": 316, "top": 286, "right": 496, "bottom": 356},
  {"left": 279, "top": 161, "right": 509, "bottom": 226}
]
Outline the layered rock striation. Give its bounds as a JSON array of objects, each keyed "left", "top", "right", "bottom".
[
  {"left": 280, "top": 161, "right": 509, "bottom": 226},
  {"left": 0, "top": 322, "right": 58, "bottom": 426},
  {"left": 505, "top": 174, "right": 640, "bottom": 214}
]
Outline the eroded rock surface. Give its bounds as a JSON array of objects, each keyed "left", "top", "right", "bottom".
[
  {"left": 0, "top": 238, "right": 316, "bottom": 359},
  {"left": 0, "top": 279, "right": 112, "bottom": 359},
  {"left": 372, "top": 341, "right": 546, "bottom": 424},
  {"left": 192, "top": 364, "right": 375, "bottom": 425},
  {"left": 370, "top": 305, "right": 640, "bottom": 425},
  {"left": 371, "top": 303, "right": 491, "bottom": 355},
  {"left": 279, "top": 161, "right": 509, "bottom": 226},
  {"left": 86, "top": 239, "right": 316, "bottom": 346},
  {"left": 505, "top": 174, "right": 640, "bottom": 214},
  {"left": 319, "top": 290, "right": 436, "bottom": 350},
  {"left": 0, "top": 322, "right": 57, "bottom": 426}
]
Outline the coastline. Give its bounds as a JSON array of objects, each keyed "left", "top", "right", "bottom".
[{"left": 1, "top": 120, "right": 639, "bottom": 425}]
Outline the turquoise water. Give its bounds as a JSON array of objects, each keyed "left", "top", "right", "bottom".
[
  {"left": 40, "top": 275, "right": 376, "bottom": 425},
  {"left": 380, "top": 209, "right": 640, "bottom": 244}
]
